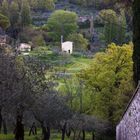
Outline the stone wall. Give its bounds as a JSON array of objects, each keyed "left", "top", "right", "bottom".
[{"left": 116, "top": 85, "right": 140, "bottom": 140}]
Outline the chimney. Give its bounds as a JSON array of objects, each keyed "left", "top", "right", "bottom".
[{"left": 90, "top": 14, "right": 94, "bottom": 36}]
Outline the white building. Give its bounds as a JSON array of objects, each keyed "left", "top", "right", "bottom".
[
  {"left": 18, "top": 43, "right": 31, "bottom": 52},
  {"left": 61, "top": 41, "right": 73, "bottom": 54}
]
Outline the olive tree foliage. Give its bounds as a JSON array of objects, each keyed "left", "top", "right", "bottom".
[
  {"left": 15, "top": 56, "right": 72, "bottom": 140},
  {"left": 0, "top": 52, "right": 15, "bottom": 133},
  {"left": 0, "top": 47, "right": 73, "bottom": 140},
  {"left": 22, "top": 57, "right": 73, "bottom": 140},
  {"left": 46, "top": 10, "right": 78, "bottom": 41},
  {"left": 0, "top": 51, "right": 34, "bottom": 135},
  {"left": 32, "top": 92, "right": 72, "bottom": 140},
  {"left": 0, "top": 51, "right": 35, "bottom": 132},
  {"left": 67, "top": 114, "right": 110, "bottom": 140}
]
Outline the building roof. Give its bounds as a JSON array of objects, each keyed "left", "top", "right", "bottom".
[
  {"left": 62, "top": 41, "right": 73, "bottom": 44},
  {"left": 19, "top": 43, "right": 31, "bottom": 48},
  {"left": 117, "top": 82, "right": 140, "bottom": 124}
]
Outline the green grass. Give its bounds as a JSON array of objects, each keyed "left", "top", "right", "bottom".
[
  {"left": 28, "top": 48, "right": 93, "bottom": 91},
  {"left": 0, "top": 135, "right": 41, "bottom": 140},
  {"left": 65, "top": 57, "right": 91, "bottom": 73},
  {"left": 0, "top": 131, "right": 115, "bottom": 140},
  {"left": 0, "top": 134, "right": 14, "bottom": 140},
  {"left": 0, "top": 132, "right": 92, "bottom": 140},
  {"left": 0, "top": 133, "right": 41, "bottom": 140},
  {"left": 29, "top": 48, "right": 93, "bottom": 73}
]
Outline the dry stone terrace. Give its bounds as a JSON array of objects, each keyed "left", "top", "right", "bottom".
[{"left": 116, "top": 83, "right": 140, "bottom": 140}]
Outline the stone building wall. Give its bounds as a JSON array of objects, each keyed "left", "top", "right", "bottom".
[{"left": 116, "top": 85, "right": 140, "bottom": 140}]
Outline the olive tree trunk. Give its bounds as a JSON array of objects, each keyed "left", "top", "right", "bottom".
[
  {"left": 92, "top": 131, "right": 95, "bottom": 140},
  {"left": 41, "top": 122, "right": 50, "bottom": 140},
  {"left": 82, "top": 130, "right": 85, "bottom": 140},
  {"left": 14, "top": 115, "right": 24, "bottom": 140},
  {"left": 61, "top": 122, "right": 66, "bottom": 140},
  {"left": 2, "top": 118, "right": 7, "bottom": 134}
]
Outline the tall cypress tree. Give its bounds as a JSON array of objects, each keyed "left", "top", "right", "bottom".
[
  {"left": 20, "top": 0, "right": 31, "bottom": 27},
  {"left": 9, "top": 1, "right": 19, "bottom": 27},
  {"left": 133, "top": 0, "right": 140, "bottom": 85}
]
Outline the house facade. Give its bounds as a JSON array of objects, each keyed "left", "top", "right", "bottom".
[
  {"left": 61, "top": 41, "right": 73, "bottom": 54},
  {"left": 17, "top": 43, "right": 31, "bottom": 53},
  {"left": 116, "top": 83, "right": 140, "bottom": 140}
]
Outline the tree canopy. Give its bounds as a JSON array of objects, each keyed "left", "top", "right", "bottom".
[
  {"left": 46, "top": 10, "right": 78, "bottom": 41},
  {"left": 67, "top": 33, "right": 88, "bottom": 51},
  {"left": 0, "top": 13, "right": 10, "bottom": 29},
  {"left": 78, "top": 43, "right": 134, "bottom": 124},
  {"left": 98, "top": 9, "right": 127, "bottom": 44}
]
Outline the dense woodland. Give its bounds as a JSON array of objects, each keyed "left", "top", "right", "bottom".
[{"left": 0, "top": 0, "right": 139, "bottom": 140}]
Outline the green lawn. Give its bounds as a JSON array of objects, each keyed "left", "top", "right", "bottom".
[
  {"left": 65, "top": 57, "right": 91, "bottom": 73},
  {"left": 0, "top": 132, "right": 91, "bottom": 140},
  {"left": 0, "top": 133, "right": 40, "bottom": 140},
  {"left": 27, "top": 48, "right": 93, "bottom": 91},
  {"left": 29, "top": 48, "right": 93, "bottom": 77},
  {"left": 29, "top": 48, "right": 92, "bottom": 70}
]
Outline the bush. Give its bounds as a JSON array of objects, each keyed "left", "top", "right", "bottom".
[{"left": 67, "top": 33, "right": 88, "bottom": 51}]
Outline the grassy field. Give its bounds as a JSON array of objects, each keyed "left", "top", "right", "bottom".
[
  {"left": 29, "top": 48, "right": 92, "bottom": 73},
  {"left": 29, "top": 48, "right": 93, "bottom": 76},
  {"left": 0, "top": 132, "right": 92, "bottom": 140},
  {"left": 0, "top": 133, "right": 40, "bottom": 140},
  {"left": 0, "top": 132, "right": 115, "bottom": 140},
  {"left": 28, "top": 48, "right": 93, "bottom": 91}
]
